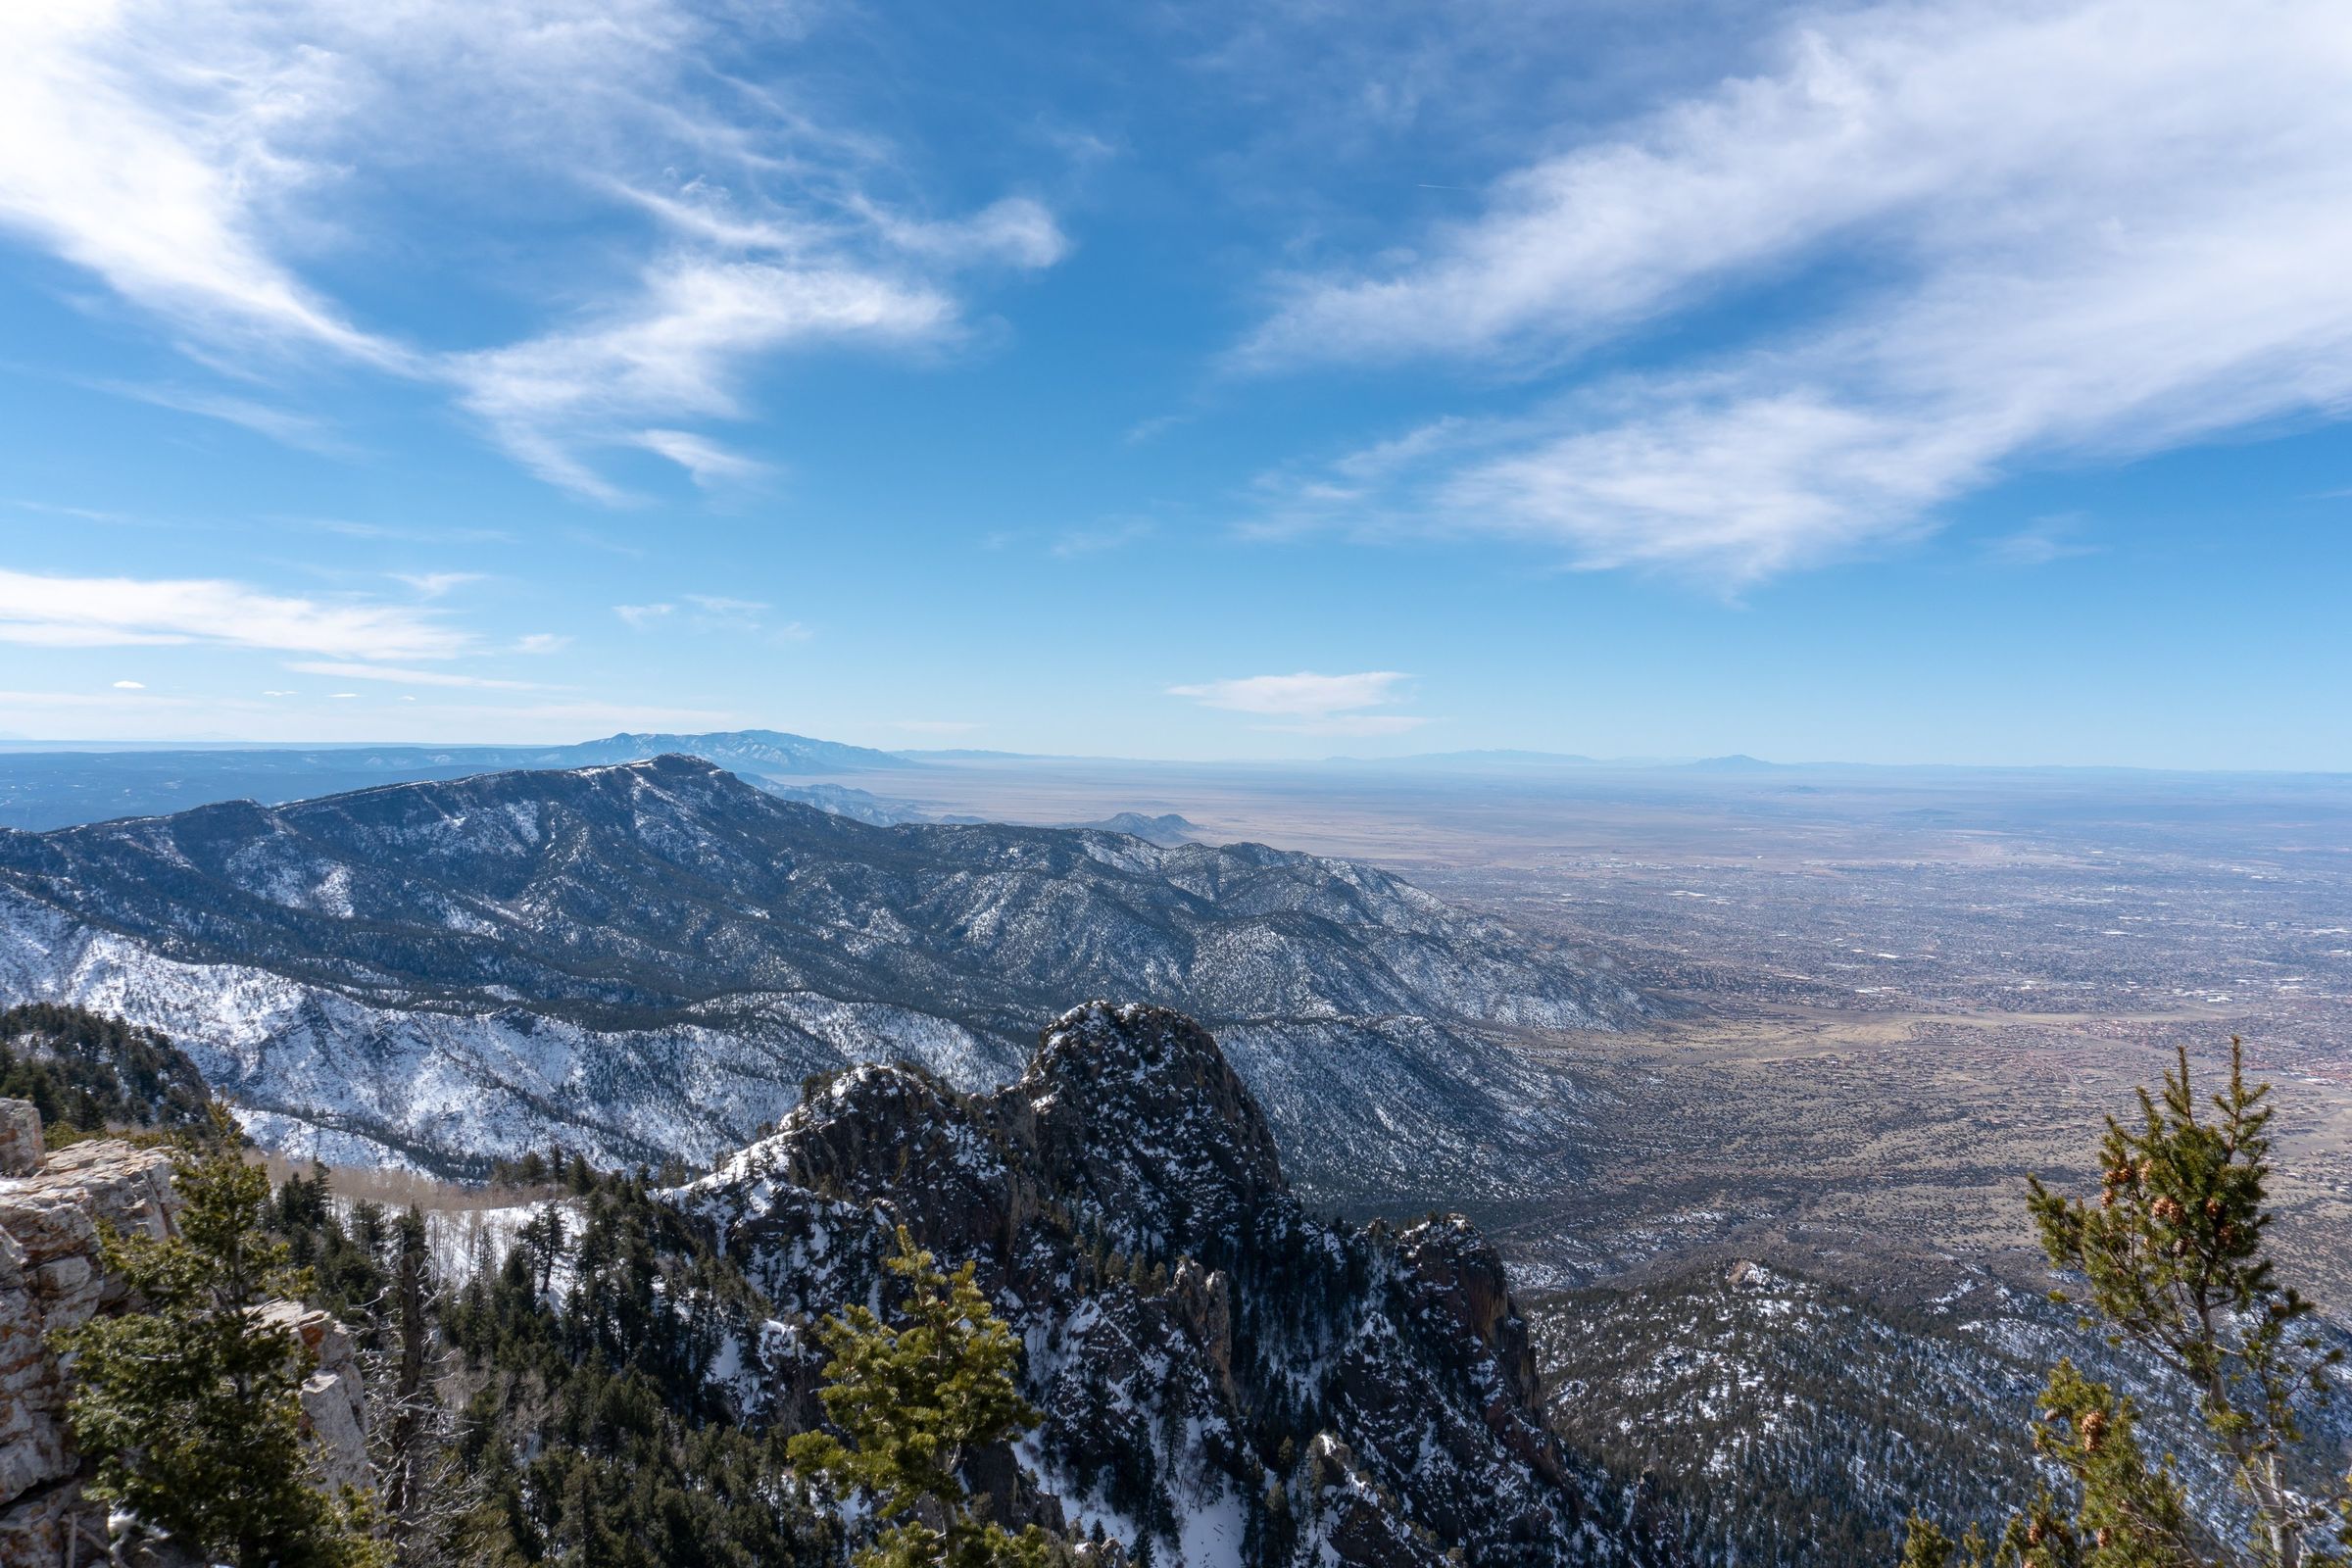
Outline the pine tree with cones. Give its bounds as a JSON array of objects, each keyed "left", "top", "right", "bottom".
[{"left": 1901, "top": 1039, "right": 2352, "bottom": 1567}]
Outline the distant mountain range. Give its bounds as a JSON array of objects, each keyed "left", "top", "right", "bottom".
[
  {"left": 0, "top": 729, "right": 915, "bottom": 830},
  {"left": 0, "top": 756, "right": 1653, "bottom": 1204},
  {"left": 14, "top": 728, "right": 2330, "bottom": 838}
]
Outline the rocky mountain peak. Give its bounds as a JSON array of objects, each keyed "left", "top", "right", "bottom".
[
  {"left": 673, "top": 1004, "right": 1658, "bottom": 1567},
  {"left": 1005, "top": 1002, "right": 1286, "bottom": 1261}
]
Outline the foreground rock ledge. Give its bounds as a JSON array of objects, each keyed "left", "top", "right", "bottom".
[{"left": 0, "top": 1106, "right": 370, "bottom": 1563}]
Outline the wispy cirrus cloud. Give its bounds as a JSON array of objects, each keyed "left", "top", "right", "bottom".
[
  {"left": 454, "top": 261, "right": 956, "bottom": 499},
  {"left": 390, "top": 571, "right": 484, "bottom": 598},
  {"left": 77, "top": 381, "right": 352, "bottom": 455},
  {"left": 1168, "top": 670, "right": 1426, "bottom": 736},
  {"left": 281, "top": 661, "right": 544, "bottom": 691},
  {"left": 0, "top": 5, "right": 406, "bottom": 366},
  {"left": 1050, "top": 519, "right": 1154, "bottom": 558},
  {"left": 0, "top": 0, "right": 1067, "bottom": 499},
  {"left": 0, "top": 569, "right": 466, "bottom": 662},
  {"left": 612, "top": 595, "right": 810, "bottom": 640},
  {"left": 630, "top": 429, "right": 773, "bottom": 489},
  {"left": 1985, "top": 515, "right": 2101, "bottom": 567},
  {"left": 1242, "top": 0, "right": 2352, "bottom": 583}
]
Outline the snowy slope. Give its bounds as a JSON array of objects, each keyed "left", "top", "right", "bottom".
[{"left": 0, "top": 757, "right": 1653, "bottom": 1199}]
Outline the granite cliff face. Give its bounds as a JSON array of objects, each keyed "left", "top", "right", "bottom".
[
  {"left": 676, "top": 1003, "right": 1675, "bottom": 1567},
  {"left": 0, "top": 1106, "right": 370, "bottom": 1563},
  {"left": 0, "top": 757, "right": 1652, "bottom": 1211}
]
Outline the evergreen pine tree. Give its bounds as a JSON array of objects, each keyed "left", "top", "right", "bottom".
[
  {"left": 52, "top": 1105, "right": 385, "bottom": 1568},
  {"left": 788, "top": 1225, "right": 1051, "bottom": 1568},
  {"left": 1900, "top": 1040, "right": 2352, "bottom": 1567}
]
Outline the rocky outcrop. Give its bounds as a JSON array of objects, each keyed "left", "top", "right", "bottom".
[
  {"left": 0, "top": 1105, "right": 372, "bottom": 1563},
  {"left": 0, "top": 1105, "right": 38, "bottom": 1180},
  {"left": 0, "top": 1129, "right": 178, "bottom": 1562},
  {"left": 678, "top": 1002, "right": 1668, "bottom": 1567},
  {"left": 255, "top": 1302, "right": 372, "bottom": 1497}
]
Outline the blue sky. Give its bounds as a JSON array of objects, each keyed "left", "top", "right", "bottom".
[{"left": 1, "top": 0, "right": 2347, "bottom": 767}]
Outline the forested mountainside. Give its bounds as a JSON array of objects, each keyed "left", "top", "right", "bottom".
[
  {"left": 0, "top": 756, "right": 1651, "bottom": 1203},
  {"left": 248, "top": 1003, "right": 1678, "bottom": 1566},
  {"left": 0, "top": 1000, "right": 212, "bottom": 1140},
  {"left": 1530, "top": 1256, "right": 2352, "bottom": 1568}
]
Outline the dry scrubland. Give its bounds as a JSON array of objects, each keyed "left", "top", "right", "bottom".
[{"left": 810, "top": 757, "right": 2352, "bottom": 1306}]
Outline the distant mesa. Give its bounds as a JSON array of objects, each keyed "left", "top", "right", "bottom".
[
  {"left": 1066, "top": 810, "right": 1200, "bottom": 845},
  {"left": 1680, "top": 753, "right": 1784, "bottom": 772}
]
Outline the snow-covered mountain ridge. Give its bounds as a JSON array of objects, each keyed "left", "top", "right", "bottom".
[
  {"left": 0, "top": 756, "right": 1652, "bottom": 1200},
  {"left": 670, "top": 1000, "right": 1681, "bottom": 1567}
]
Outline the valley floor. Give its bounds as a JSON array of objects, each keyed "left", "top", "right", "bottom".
[{"left": 801, "top": 753, "right": 2352, "bottom": 1312}]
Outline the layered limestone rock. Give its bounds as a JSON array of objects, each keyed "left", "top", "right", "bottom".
[{"left": 0, "top": 1104, "right": 372, "bottom": 1563}]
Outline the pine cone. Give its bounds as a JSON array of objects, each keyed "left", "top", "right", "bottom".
[{"left": 2080, "top": 1409, "right": 2108, "bottom": 1452}]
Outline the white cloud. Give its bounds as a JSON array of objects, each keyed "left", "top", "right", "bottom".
[
  {"left": 633, "top": 429, "right": 771, "bottom": 489},
  {"left": 1243, "top": 0, "right": 2352, "bottom": 581},
  {"left": 0, "top": 5, "right": 403, "bottom": 364},
  {"left": 82, "top": 381, "right": 350, "bottom": 453},
  {"left": 613, "top": 594, "right": 803, "bottom": 637},
  {"left": 111, "top": 679, "right": 145, "bottom": 689},
  {"left": 0, "top": 0, "right": 1064, "bottom": 496},
  {"left": 0, "top": 569, "right": 466, "bottom": 662},
  {"left": 282, "top": 661, "right": 543, "bottom": 690},
  {"left": 856, "top": 195, "right": 1070, "bottom": 270},
  {"left": 1168, "top": 670, "right": 1427, "bottom": 735},
  {"left": 456, "top": 262, "right": 953, "bottom": 499},
  {"left": 392, "top": 571, "right": 483, "bottom": 598},
  {"left": 513, "top": 633, "right": 571, "bottom": 655},
  {"left": 683, "top": 594, "right": 768, "bottom": 616},
  {"left": 1985, "top": 515, "right": 2101, "bottom": 567}
]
